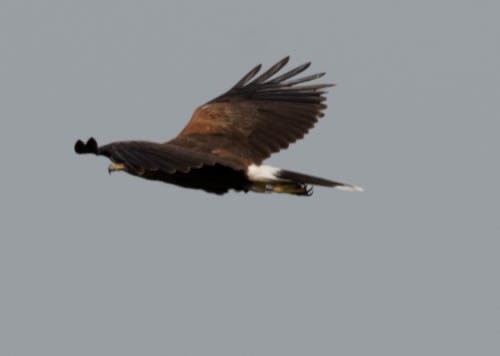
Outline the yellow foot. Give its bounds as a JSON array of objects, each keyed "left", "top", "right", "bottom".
[
  {"left": 250, "top": 182, "right": 313, "bottom": 196},
  {"left": 272, "top": 183, "right": 312, "bottom": 196}
]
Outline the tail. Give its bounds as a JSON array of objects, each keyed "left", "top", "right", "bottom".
[
  {"left": 74, "top": 137, "right": 99, "bottom": 155},
  {"left": 277, "top": 169, "right": 363, "bottom": 193}
]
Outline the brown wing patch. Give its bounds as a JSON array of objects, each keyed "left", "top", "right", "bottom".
[
  {"left": 180, "top": 102, "right": 257, "bottom": 137},
  {"left": 170, "top": 57, "right": 333, "bottom": 164}
]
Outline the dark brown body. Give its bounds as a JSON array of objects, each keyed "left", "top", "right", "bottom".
[{"left": 138, "top": 164, "right": 251, "bottom": 195}]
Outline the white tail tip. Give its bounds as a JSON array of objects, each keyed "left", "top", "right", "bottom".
[{"left": 335, "top": 184, "right": 364, "bottom": 192}]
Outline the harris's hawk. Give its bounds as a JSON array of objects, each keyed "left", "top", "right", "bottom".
[{"left": 75, "top": 57, "right": 362, "bottom": 196}]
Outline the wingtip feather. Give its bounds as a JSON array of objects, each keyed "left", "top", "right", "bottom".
[{"left": 75, "top": 137, "right": 99, "bottom": 155}]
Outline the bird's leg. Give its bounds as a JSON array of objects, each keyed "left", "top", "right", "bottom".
[
  {"left": 108, "top": 162, "right": 126, "bottom": 174},
  {"left": 250, "top": 182, "right": 312, "bottom": 196},
  {"left": 271, "top": 182, "right": 313, "bottom": 196},
  {"left": 249, "top": 183, "right": 271, "bottom": 193}
]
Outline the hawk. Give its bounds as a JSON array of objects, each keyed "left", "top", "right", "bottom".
[{"left": 75, "top": 57, "right": 362, "bottom": 196}]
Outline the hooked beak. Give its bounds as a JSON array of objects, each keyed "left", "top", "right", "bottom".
[{"left": 108, "top": 162, "right": 126, "bottom": 175}]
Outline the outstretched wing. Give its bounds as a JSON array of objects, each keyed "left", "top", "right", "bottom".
[
  {"left": 101, "top": 141, "right": 245, "bottom": 175},
  {"left": 169, "top": 56, "right": 334, "bottom": 165},
  {"left": 76, "top": 138, "right": 246, "bottom": 175}
]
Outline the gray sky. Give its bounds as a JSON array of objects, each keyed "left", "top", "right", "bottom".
[{"left": 1, "top": 1, "right": 499, "bottom": 355}]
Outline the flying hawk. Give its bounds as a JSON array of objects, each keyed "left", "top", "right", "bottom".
[{"left": 75, "top": 57, "right": 362, "bottom": 196}]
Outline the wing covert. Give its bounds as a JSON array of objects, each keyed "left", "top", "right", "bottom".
[{"left": 170, "top": 56, "right": 334, "bottom": 164}]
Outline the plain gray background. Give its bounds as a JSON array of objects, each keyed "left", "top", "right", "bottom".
[{"left": 1, "top": 0, "right": 499, "bottom": 355}]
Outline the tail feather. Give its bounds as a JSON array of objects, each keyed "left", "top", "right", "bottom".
[
  {"left": 277, "top": 169, "right": 363, "bottom": 192},
  {"left": 75, "top": 137, "right": 99, "bottom": 155}
]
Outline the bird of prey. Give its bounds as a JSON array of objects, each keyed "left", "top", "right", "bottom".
[{"left": 75, "top": 57, "right": 362, "bottom": 196}]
